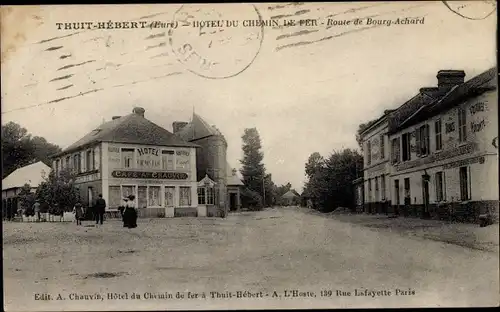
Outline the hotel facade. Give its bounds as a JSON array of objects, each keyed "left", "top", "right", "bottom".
[
  {"left": 360, "top": 68, "right": 498, "bottom": 223},
  {"left": 51, "top": 107, "right": 201, "bottom": 218}
]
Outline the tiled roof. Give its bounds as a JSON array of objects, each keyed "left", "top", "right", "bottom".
[
  {"left": 55, "top": 110, "right": 198, "bottom": 157},
  {"left": 2, "top": 161, "right": 51, "bottom": 190},
  {"left": 176, "top": 113, "right": 219, "bottom": 142},
  {"left": 392, "top": 67, "right": 497, "bottom": 133}
]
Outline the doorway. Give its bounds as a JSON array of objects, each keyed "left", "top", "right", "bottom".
[
  {"left": 394, "top": 179, "right": 400, "bottom": 216},
  {"left": 229, "top": 193, "right": 237, "bottom": 211},
  {"left": 422, "top": 175, "right": 430, "bottom": 219}
]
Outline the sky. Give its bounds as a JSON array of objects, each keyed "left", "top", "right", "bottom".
[{"left": 1, "top": 2, "right": 497, "bottom": 190}]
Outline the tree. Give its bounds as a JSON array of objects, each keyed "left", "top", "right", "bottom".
[
  {"left": 18, "top": 184, "right": 36, "bottom": 216},
  {"left": 355, "top": 119, "right": 378, "bottom": 151},
  {"left": 239, "top": 128, "right": 268, "bottom": 208},
  {"left": 36, "top": 168, "right": 79, "bottom": 213},
  {"left": 1, "top": 122, "right": 61, "bottom": 179},
  {"left": 302, "top": 149, "right": 362, "bottom": 212}
]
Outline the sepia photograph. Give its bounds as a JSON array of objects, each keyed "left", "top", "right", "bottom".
[{"left": 1, "top": 1, "right": 498, "bottom": 310}]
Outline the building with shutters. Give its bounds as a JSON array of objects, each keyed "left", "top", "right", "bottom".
[
  {"left": 51, "top": 107, "right": 200, "bottom": 218},
  {"left": 359, "top": 67, "right": 498, "bottom": 223}
]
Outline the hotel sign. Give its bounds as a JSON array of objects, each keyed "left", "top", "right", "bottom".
[
  {"left": 395, "top": 142, "right": 477, "bottom": 172},
  {"left": 111, "top": 171, "right": 188, "bottom": 180}
]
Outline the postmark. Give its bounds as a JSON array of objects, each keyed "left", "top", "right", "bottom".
[
  {"left": 442, "top": 1, "right": 496, "bottom": 20},
  {"left": 168, "top": 4, "right": 264, "bottom": 79}
]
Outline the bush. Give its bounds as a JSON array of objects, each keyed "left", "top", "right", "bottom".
[{"left": 241, "top": 187, "right": 263, "bottom": 210}]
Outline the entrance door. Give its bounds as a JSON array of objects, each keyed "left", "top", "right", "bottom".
[
  {"left": 164, "top": 187, "right": 175, "bottom": 207},
  {"left": 229, "top": 193, "right": 237, "bottom": 211},
  {"left": 422, "top": 176, "right": 430, "bottom": 219}
]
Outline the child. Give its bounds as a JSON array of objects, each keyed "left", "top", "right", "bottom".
[{"left": 73, "top": 202, "right": 83, "bottom": 226}]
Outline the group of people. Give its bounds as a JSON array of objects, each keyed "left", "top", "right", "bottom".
[
  {"left": 22, "top": 193, "right": 138, "bottom": 228},
  {"left": 23, "top": 200, "right": 65, "bottom": 222},
  {"left": 72, "top": 194, "right": 138, "bottom": 228}
]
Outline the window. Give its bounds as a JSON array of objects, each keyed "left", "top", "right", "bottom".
[
  {"left": 374, "top": 177, "right": 379, "bottom": 202},
  {"left": 207, "top": 187, "right": 215, "bottom": 205},
  {"left": 121, "top": 185, "right": 136, "bottom": 201},
  {"left": 435, "top": 118, "right": 443, "bottom": 151},
  {"left": 162, "top": 150, "right": 175, "bottom": 170},
  {"left": 65, "top": 156, "right": 71, "bottom": 169},
  {"left": 197, "top": 187, "right": 206, "bottom": 205},
  {"left": 164, "top": 187, "right": 175, "bottom": 207},
  {"left": 402, "top": 133, "right": 411, "bottom": 161},
  {"left": 55, "top": 159, "right": 60, "bottom": 174},
  {"left": 458, "top": 108, "right": 467, "bottom": 142},
  {"left": 391, "top": 138, "right": 401, "bottom": 164},
  {"left": 366, "top": 141, "right": 372, "bottom": 166},
  {"left": 73, "top": 154, "right": 80, "bottom": 173},
  {"left": 179, "top": 187, "right": 191, "bottom": 206},
  {"left": 459, "top": 166, "right": 470, "bottom": 201},
  {"left": 86, "top": 149, "right": 93, "bottom": 171},
  {"left": 404, "top": 178, "right": 410, "bottom": 199},
  {"left": 435, "top": 172, "right": 445, "bottom": 202},
  {"left": 109, "top": 186, "right": 121, "bottom": 208},
  {"left": 138, "top": 186, "right": 147, "bottom": 208},
  {"left": 379, "top": 135, "right": 385, "bottom": 160},
  {"left": 148, "top": 186, "right": 161, "bottom": 207},
  {"left": 394, "top": 179, "right": 400, "bottom": 205},
  {"left": 381, "top": 175, "right": 386, "bottom": 201},
  {"left": 121, "top": 148, "right": 135, "bottom": 169},
  {"left": 417, "top": 124, "right": 430, "bottom": 156}
]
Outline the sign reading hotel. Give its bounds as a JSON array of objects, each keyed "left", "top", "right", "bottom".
[
  {"left": 111, "top": 170, "right": 188, "bottom": 180},
  {"left": 137, "top": 147, "right": 161, "bottom": 169}
]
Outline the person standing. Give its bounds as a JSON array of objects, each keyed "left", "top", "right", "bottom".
[
  {"left": 94, "top": 194, "right": 106, "bottom": 225},
  {"left": 73, "top": 202, "right": 84, "bottom": 226},
  {"left": 33, "top": 200, "right": 41, "bottom": 222},
  {"left": 122, "top": 195, "right": 137, "bottom": 228}
]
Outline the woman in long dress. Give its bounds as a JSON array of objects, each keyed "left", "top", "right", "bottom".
[{"left": 123, "top": 195, "right": 137, "bottom": 228}]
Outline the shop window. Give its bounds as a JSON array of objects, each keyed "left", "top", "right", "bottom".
[
  {"left": 379, "top": 135, "right": 385, "bottom": 160},
  {"left": 109, "top": 186, "right": 121, "bottom": 208},
  {"left": 207, "top": 187, "right": 215, "bottom": 205},
  {"left": 148, "top": 186, "right": 161, "bottom": 207},
  {"left": 459, "top": 166, "right": 470, "bottom": 201},
  {"left": 458, "top": 108, "right": 467, "bottom": 142},
  {"left": 404, "top": 178, "right": 410, "bottom": 199},
  {"left": 402, "top": 133, "right": 411, "bottom": 161},
  {"left": 374, "top": 177, "right": 379, "bottom": 202},
  {"left": 435, "top": 172, "right": 445, "bottom": 202},
  {"left": 164, "top": 187, "right": 175, "bottom": 207},
  {"left": 121, "top": 185, "right": 136, "bottom": 201},
  {"left": 121, "top": 148, "right": 135, "bottom": 169},
  {"left": 138, "top": 186, "right": 147, "bottom": 208},
  {"left": 391, "top": 138, "right": 401, "bottom": 164},
  {"left": 435, "top": 118, "right": 443, "bottom": 151},
  {"left": 197, "top": 187, "right": 206, "bottom": 205},
  {"left": 162, "top": 150, "right": 175, "bottom": 170},
  {"left": 179, "top": 187, "right": 191, "bottom": 206}
]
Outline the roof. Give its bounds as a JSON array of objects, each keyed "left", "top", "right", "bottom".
[
  {"left": 282, "top": 190, "right": 299, "bottom": 199},
  {"left": 176, "top": 113, "right": 223, "bottom": 142},
  {"left": 55, "top": 109, "right": 198, "bottom": 157},
  {"left": 391, "top": 67, "right": 497, "bottom": 133},
  {"left": 2, "top": 161, "right": 51, "bottom": 190},
  {"left": 226, "top": 162, "right": 244, "bottom": 186}
]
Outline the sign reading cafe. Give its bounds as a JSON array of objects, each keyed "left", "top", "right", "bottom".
[{"left": 111, "top": 171, "right": 188, "bottom": 180}]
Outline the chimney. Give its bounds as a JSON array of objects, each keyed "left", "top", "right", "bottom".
[
  {"left": 112, "top": 116, "right": 121, "bottom": 120},
  {"left": 436, "top": 70, "right": 465, "bottom": 90},
  {"left": 172, "top": 121, "right": 188, "bottom": 134},
  {"left": 132, "top": 107, "right": 145, "bottom": 117}
]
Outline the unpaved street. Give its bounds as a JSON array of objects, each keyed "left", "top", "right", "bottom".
[{"left": 3, "top": 207, "right": 499, "bottom": 310}]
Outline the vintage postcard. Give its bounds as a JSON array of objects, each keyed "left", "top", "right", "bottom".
[{"left": 1, "top": 1, "right": 498, "bottom": 311}]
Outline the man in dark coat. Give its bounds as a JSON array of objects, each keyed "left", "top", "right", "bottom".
[{"left": 95, "top": 194, "right": 106, "bottom": 225}]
